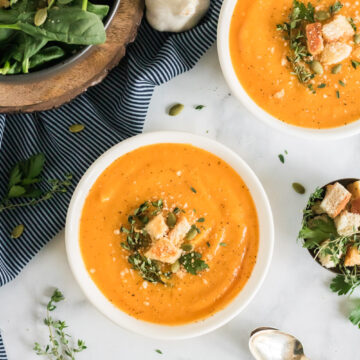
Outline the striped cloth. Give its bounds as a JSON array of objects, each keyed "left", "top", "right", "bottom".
[{"left": 0, "top": 1, "right": 222, "bottom": 358}]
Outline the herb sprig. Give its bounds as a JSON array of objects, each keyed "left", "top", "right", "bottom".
[{"left": 34, "top": 289, "right": 87, "bottom": 359}]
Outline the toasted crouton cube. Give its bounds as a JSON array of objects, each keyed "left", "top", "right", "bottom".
[
  {"left": 320, "top": 42, "right": 353, "bottom": 65},
  {"left": 351, "top": 198, "right": 360, "bottom": 214},
  {"left": 145, "top": 214, "right": 168, "bottom": 240},
  {"left": 320, "top": 182, "right": 351, "bottom": 218},
  {"left": 347, "top": 181, "right": 360, "bottom": 199},
  {"left": 334, "top": 210, "right": 360, "bottom": 236},
  {"left": 318, "top": 239, "right": 341, "bottom": 268},
  {"left": 168, "top": 216, "right": 191, "bottom": 246},
  {"left": 344, "top": 246, "right": 360, "bottom": 266},
  {"left": 306, "top": 23, "right": 324, "bottom": 55},
  {"left": 145, "top": 238, "right": 182, "bottom": 264},
  {"left": 322, "top": 15, "right": 355, "bottom": 42}
]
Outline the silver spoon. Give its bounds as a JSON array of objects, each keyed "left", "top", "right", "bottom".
[{"left": 249, "top": 327, "right": 310, "bottom": 360}]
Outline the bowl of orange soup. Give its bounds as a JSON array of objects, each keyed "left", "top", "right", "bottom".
[
  {"left": 65, "top": 131, "right": 274, "bottom": 339},
  {"left": 218, "top": 0, "right": 360, "bottom": 138}
]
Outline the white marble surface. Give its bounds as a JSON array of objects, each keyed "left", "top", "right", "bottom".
[{"left": 1, "top": 44, "right": 360, "bottom": 360}]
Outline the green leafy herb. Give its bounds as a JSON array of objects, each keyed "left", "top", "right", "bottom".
[
  {"left": 219, "top": 242, "right": 227, "bottom": 247},
  {"left": 33, "top": 289, "right": 87, "bottom": 359},
  {"left": 179, "top": 252, "right": 209, "bottom": 275},
  {"left": 155, "top": 349, "right": 163, "bottom": 354},
  {"left": 278, "top": 154, "right": 285, "bottom": 163},
  {"left": 348, "top": 17, "right": 357, "bottom": 32},
  {"left": 350, "top": 305, "right": 360, "bottom": 328},
  {"left": 206, "top": 241, "right": 211, "bottom": 247},
  {"left": 339, "top": 80, "right": 346, "bottom": 87},
  {"left": 336, "top": 90, "right": 340, "bottom": 98},
  {"left": 0, "top": 154, "right": 72, "bottom": 213},
  {"left": 128, "top": 253, "right": 164, "bottom": 284},
  {"left": 330, "top": 273, "right": 360, "bottom": 296},
  {"left": 352, "top": 60, "right": 360, "bottom": 69},
  {"left": 194, "top": 105, "right": 205, "bottom": 110},
  {"left": 329, "top": 1, "right": 343, "bottom": 15},
  {"left": 317, "top": 83, "right": 326, "bottom": 89},
  {"left": 197, "top": 217, "right": 205, "bottom": 223},
  {"left": 190, "top": 187, "right": 197, "bottom": 193}
]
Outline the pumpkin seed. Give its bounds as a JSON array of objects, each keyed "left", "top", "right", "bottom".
[
  {"left": 355, "top": 34, "right": 360, "bottom": 44},
  {"left": 315, "top": 10, "right": 330, "bottom": 21},
  {"left": 168, "top": 103, "right": 184, "bottom": 116},
  {"left": 171, "top": 261, "right": 180, "bottom": 273},
  {"left": 34, "top": 8, "right": 48, "bottom": 26},
  {"left": 181, "top": 243, "right": 193, "bottom": 252},
  {"left": 310, "top": 61, "right": 323, "bottom": 75},
  {"left": 185, "top": 227, "right": 198, "bottom": 241},
  {"left": 292, "top": 182, "right": 306, "bottom": 194},
  {"left": 331, "top": 64, "right": 342, "bottom": 74},
  {"left": 167, "top": 212, "right": 177, "bottom": 228},
  {"left": 69, "top": 123, "right": 85, "bottom": 133},
  {"left": 11, "top": 224, "right": 24, "bottom": 239}
]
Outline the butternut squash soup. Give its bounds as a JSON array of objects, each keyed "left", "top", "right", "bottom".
[
  {"left": 79, "top": 143, "right": 259, "bottom": 325},
  {"left": 230, "top": 0, "right": 360, "bottom": 129}
]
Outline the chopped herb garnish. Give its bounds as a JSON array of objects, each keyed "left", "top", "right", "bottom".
[
  {"left": 190, "top": 187, "right": 197, "bottom": 193},
  {"left": 179, "top": 252, "right": 209, "bottom": 275},
  {"left": 195, "top": 105, "right": 205, "bottom": 110},
  {"left": 34, "top": 289, "right": 87, "bottom": 359},
  {"left": 278, "top": 154, "right": 285, "bottom": 164},
  {"left": 348, "top": 17, "right": 357, "bottom": 32},
  {"left": 197, "top": 217, "right": 205, "bottom": 222},
  {"left": 284, "top": 150, "right": 288, "bottom": 155},
  {"left": 128, "top": 253, "right": 164, "bottom": 284},
  {"left": 339, "top": 80, "right": 346, "bottom": 87},
  {"left": 206, "top": 241, "right": 211, "bottom": 247},
  {"left": 352, "top": 60, "right": 360, "bottom": 69},
  {"left": 219, "top": 242, "right": 227, "bottom": 247},
  {"left": 329, "top": 1, "right": 343, "bottom": 15},
  {"left": 155, "top": 349, "right": 163, "bottom": 354},
  {"left": 336, "top": 90, "right": 340, "bottom": 98},
  {"left": 317, "top": 83, "right": 326, "bottom": 88}
]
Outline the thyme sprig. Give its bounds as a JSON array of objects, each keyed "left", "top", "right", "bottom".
[{"left": 34, "top": 289, "right": 87, "bottom": 359}]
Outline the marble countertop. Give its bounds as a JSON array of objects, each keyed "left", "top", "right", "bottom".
[{"left": 1, "top": 44, "right": 359, "bottom": 360}]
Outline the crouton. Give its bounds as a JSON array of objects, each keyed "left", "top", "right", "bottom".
[
  {"left": 145, "top": 238, "right": 182, "bottom": 264},
  {"left": 347, "top": 181, "right": 360, "bottom": 199},
  {"left": 322, "top": 15, "right": 355, "bottom": 42},
  {"left": 145, "top": 214, "right": 168, "bottom": 240},
  {"left": 306, "top": 22, "right": 324, "bottom": 55},
  {"left": 318, "top": 239, "right": 341, "bottom": 268},
  {"left": 320, "top": 42, "right": 353, "bottom": 65},
  {"left": 320, "top": 182, "right": 351, "bottom": 218},
  {"left": 334, "top": 210, "right": 360, "bottom": 236},
  {"left": 351, "top": 198, "right": 360, "bottom": 214},
  {"left": 344, "top": 246, "right": 360, "bottom": 266},
  {"left": 168, "top": 216, "right": 191, "bottom": 246}
]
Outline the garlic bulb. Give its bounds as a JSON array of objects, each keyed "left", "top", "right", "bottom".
[{"left": 145, "top": 0, "right": 210, "bottom": 33}]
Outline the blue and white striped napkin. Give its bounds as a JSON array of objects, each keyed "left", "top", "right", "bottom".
[{"left": 0, "top": 1, "right": 221, "bottom": 357}]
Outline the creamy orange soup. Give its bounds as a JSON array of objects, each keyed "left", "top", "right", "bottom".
[
  {"left": 80, "top": 144, "right": 259, "bottom": 325},
  {"left": 230, "top": 0, "right": 360, "bottom": 129}
]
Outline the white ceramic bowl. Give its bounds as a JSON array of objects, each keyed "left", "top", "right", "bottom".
[
  {"left": 217, "top": 0, "right": 360, "bottom": 140},
  {"left": 65, "top": 131, "right": 274, "bottom": 339}
]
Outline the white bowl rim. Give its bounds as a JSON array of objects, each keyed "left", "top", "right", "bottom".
[
  {"left": 65, "top": 131, "right": 274, "bottom": 340},
  {"left": 217, "top": 0, "right": 360, "bottom": 140}
]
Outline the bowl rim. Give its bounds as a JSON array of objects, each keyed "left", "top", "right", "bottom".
[
  {"left": 0, "top": 0, "right": 121, "bottom": 83},
  {"left": 217, "top": 0, "right": 360, "bottom": 140},
  {"left": 65, "top": 131, "right": 274, "bottom": 339}
]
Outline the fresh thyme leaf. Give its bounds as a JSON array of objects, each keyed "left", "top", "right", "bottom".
[
  {"left": 278, "top": 154, "right": 285, "bottom": 163},
  {"left": 219, "top": 242, "right": 227, "bottom": 247},
  {"left": 330, "top": 1, "right": 343, "bottom": 15},
  {"left": 128, "top": 253, "right": 164, "bottom": 283},
  {"left": 34, "top": 289, "right": 86, "bottom": 359},
  {"left": 206, "top": 241, "right": 211, "bottom": 247},
  {"left": 339, "top": 80, "right": 346, "bottom": 87},
  {"left": 179, "top": 251, "right": 209, "bottom": 275},
  {"left": 348, "top": 17, "right": 357, "bottom": 32},
  {"left": 195, "top": 105, "right": 205, "bottom": 110},
  {"left": 350, "top": 305, "right": 360, "bottom": 328},
  {"left": 197, "top": 217, "right": 205, "bottom": 222},
  {"left": 155, "top": 349, "right": 163, "bottom": 354},
  {"left": 352, "top": 60, "right": 360, "bottom": 69},
  {"left": 190, "top": 187, "right": 197, "bottom": 193},
  {"left": 336, "top": 90, "right": 340, "bottom": 98}
]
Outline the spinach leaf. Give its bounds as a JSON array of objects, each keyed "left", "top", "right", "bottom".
[
  {"left": 30, "top": 46, "right": 65, "bottom": 69},
  {"left": 86, "top": 2, "right": 109, "bottom": 20}
]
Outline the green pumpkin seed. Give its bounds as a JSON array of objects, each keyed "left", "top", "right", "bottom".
[
  {"left": 167, "top": 212, "right": 177, "bottom": 228},
  {"left": 171, "top": 261, "right": 180, "bottom": 273},
  {"left": 181, "top": 243, "right": 193, "bottom": 252},
  {"left": 34, "top": 8, "right": 48, "bottom": 26},
  {"left": 185, "top": 227, "right": 198, "bottom": 241},
  {"left": 168, "top": 103, "right": 184, "bottom": 116},
  {"left": 11, "top": 224, "right": 24, "bottom": 239},
  {"left": 310, "top": 61, "right": 323, "bottom": 75},
  {"left": 69, "top": 123, "right": 85, "bottom": 133},
  {"left": 355, "top": 34, "right": 360, "bottom": 44},
  {"left": 315, "top": 10, "right": 330, "bottom": 21},
  {"left": 331, "top": 64, "right": 342, "bottom": 74},
  {"left": 292, "top": 182, "right": 306, "bottom": 194}
]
